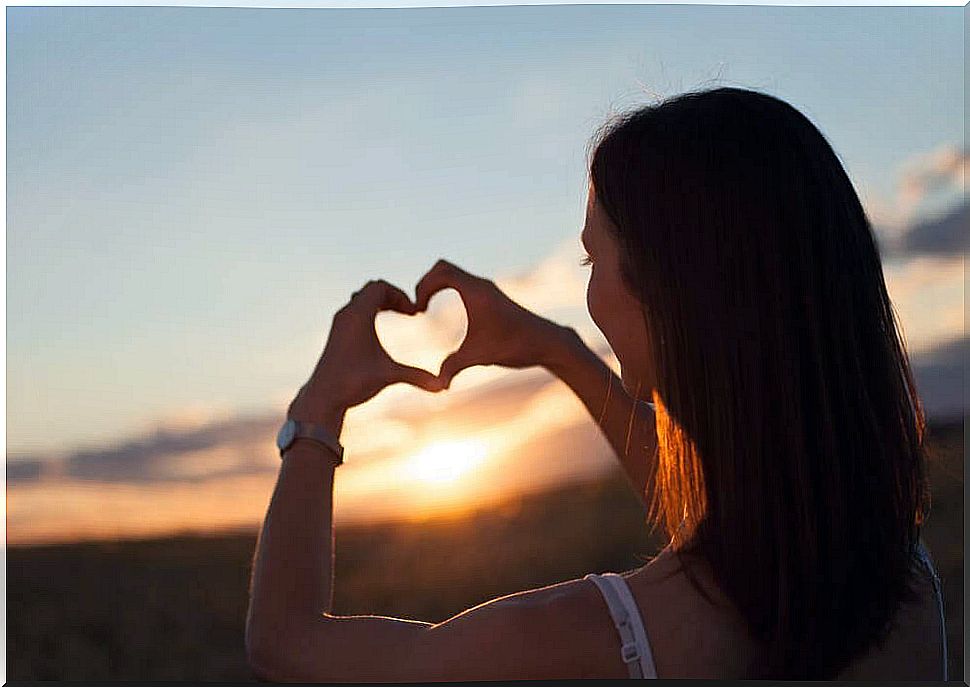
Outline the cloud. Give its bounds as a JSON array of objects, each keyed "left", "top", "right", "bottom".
[
  {"left": 7, "top": 473, "right": 280, "bottom": 546},
  {"left": 10, "top": 363, "right": 597, "bottom": 491},
  {"left": 495, "top": 236, "right": 589, "bottom": 315},
  {"left": 11, "top": 219, "right": 618, "bottom": 496},
  {"left": 874, "top": 143, "right": 967, "bottom": 257},
  {"left": 897, "top": 145, "right": 967, "bottom": 214},
  {"left": 862, "top": 142, "right": 965, "bottom": 360},
  {"left": 5, "top": 331, "right": 618, "bottom": 544},
  {"left": 883, "top": 254, "right": 964, "bottom": 356},
  {"left": 7, "top": 228, "right": 607, "bottom": 490},
  {"left": 910, "top": 334, "right": 967, "bottom": 421},
  {"left": 895, "top": 199, "right": 969, "bottom": 257},
  {"left": 58, "top": 413, "right": 280, "bottom": 484},
  {"left": 7, "top": 459, "right": 45, "bottom": 483},
  {"left": 378, "top": 366, "right": 564, "bottom": 436},
  {"left": 374, "top": 287, "right": 468, "bottom": 376}
]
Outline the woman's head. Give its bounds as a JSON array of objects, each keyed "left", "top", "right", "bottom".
[
  {"left": 584, "top": 86, "right": 931, "bottom": 678},
  {"left": 581, "top": 182, "right": 656, "bottom": 399}
]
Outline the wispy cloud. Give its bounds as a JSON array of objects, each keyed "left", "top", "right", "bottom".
[
  {"left": 873, "top": 143, "right": 967, "bottom": 254},
  {"left": 897, "top": 144, "right": 967, "bottom": 217},
  {"left": 56, "top": 414, "right": 280, "bottom": 484},
  {"left": 884, "top": 254, "right": 964, "bottom": 356},
  {"left": 374, "top": 287, "right": 468, "bottom": 378},
  {"left": 894, "top": 199, "right": 969, "bottom": 257},
  {"left": 9, "top": 137, "right": 964, "bottom": 544},
  {"left": 495, "top": 236, "right": 589, "bottom": 314},
  {"left": 910, "top": 334, "right": 967, "bottom": 421},
  {"left": 5, "top": 229, "right": 620, "bottom": 545},
  {"left": 861, "top": 142, "right": 965, "bottom": 362}
]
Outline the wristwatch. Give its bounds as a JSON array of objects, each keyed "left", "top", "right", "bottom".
[{"left": 276, "top": 418, "right": 345, "bottom": 465}]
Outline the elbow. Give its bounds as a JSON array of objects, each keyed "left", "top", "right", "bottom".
[
  {"left": 246, "top": 636, "right": 279, "bottom": 681},
  {"left": 247, "top": 658, "right": 275, "bottom": 683},
  {"left": 248, "top": 639, "right": 302, "bottom": 682},
  {"left": 246, "top": 620, "right": 322, "bottom": 682},
  {"left": 246, "top": 621, "right": 286, "bottom": 681}
]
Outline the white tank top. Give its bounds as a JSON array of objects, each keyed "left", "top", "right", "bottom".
[{"left": 585, "top": 539, "right": 947, "bottom": 680}]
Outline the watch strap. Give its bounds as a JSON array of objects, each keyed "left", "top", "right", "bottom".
[{"left": 282, "top": 420, "right": 344, "bottom": 465}]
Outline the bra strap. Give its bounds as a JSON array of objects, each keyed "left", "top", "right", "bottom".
[{"left": 585, "top": 572, "right": 658, "bottom": 678}]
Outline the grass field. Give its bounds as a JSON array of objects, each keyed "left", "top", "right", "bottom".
[{"left": 7, "top": 419, "right": 962, "bottom": 680}]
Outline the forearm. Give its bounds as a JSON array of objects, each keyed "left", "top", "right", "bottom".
[
  {"left": 246, "top": 408, "right": 346, "bottom": 657},
  {"left": 541, "top": 326, "right": 657, "bottom": 502}
]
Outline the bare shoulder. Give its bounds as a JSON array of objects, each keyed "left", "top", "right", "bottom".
[
  {"left": 620, "top": 547, "right": 946, "bottom": 680},
  {"left": 259, "top": 572, "right": 642, "bottom": 682},
  {"left": 621, "top": 548, "right": 764, "bottom": 678},
  {"left": 409, "top": 574, "right": 631, "bottom": 680}
]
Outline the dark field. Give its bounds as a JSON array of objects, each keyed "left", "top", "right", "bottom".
[{"left": 8, "top": 419, "right": 963, "bottom": 680}]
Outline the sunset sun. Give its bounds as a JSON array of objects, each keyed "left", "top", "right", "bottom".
[{"left": 407, "top": 440, "right": 489, "bottom": 485}]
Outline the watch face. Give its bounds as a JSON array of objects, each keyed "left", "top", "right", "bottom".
[{"left": 277, "top": 419, "right": 296, "bottom": 450}]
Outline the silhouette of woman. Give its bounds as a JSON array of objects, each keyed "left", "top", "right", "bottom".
[{"left": 246, "top": 86, "right": 947, "bottom": 680}]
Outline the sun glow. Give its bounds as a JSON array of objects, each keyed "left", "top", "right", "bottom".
[{"left": 406, "top": 440, "right": 489, "bottom": 485}]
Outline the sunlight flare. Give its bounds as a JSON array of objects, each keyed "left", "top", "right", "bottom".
[{"left": 406, "top": 440, "right": 489, "bottom": 485}]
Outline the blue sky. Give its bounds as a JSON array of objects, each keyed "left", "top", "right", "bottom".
[{"left": 6, "top": 5, "right": 966, "bottom": 458}]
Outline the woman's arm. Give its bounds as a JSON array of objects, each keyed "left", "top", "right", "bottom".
[
  {"left": 245, "top": 420, "right": 609, "bottom": 682},
  {"left": 245, "top": 277, "right": 619, "bottom": 682},
  {"left": 541, "top": 325, "right": 658, "bottom": 504},
  {"left": 245, "top": 404, "right": 346, "bottom": 671},
  {"left": 245, "top": 425, "right": 437, "bottom": 681}
]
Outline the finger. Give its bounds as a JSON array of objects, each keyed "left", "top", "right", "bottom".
[
  {"left": 392, "top": 363, "right": 445, "bottom": 393},
  {"left": 355, "top": 279, "right": 417, "bottom": 315},
  {"left": 414, "top": 259, "right": 477, "bottom": 312},
  {"left": 438, "top": 347, "right": 480, "bottom": 389}
]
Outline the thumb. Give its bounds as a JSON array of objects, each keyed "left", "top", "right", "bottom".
[
  {"left": 393, "top": 364, "right": 445, "bottom": 393},
  {"left": 438, "top": 350, "right": 478, "bottom": 389}
]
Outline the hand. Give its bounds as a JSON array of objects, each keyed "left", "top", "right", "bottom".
[
  {"left": 289, "top": 279, "right": 445, "bottom": 422},
  {"left": 414, "top": 259, "right": 569, "bottom": 389}
]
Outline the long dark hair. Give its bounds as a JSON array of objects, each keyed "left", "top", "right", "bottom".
[{"left": 587, "top": 86, "right": 931, "bottom": 679}]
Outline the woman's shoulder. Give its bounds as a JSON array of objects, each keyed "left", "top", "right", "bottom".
[
  {"left": 462, "top": 560, "right": 749, "bottom": 679},
  {"left": 621, "top": 547, "right": 765, "bottom": 678},
  {"left": 462, "top": 546, "right": 943, "bottom": 680},
  {"left": 617, "top": 545, "right": 946, "bottom": 680},
  {"left": 499, "top": 549, "right": 760, "bottom": 679},
  {"left": 462, "top": 574, "right": 642, "bottom": 679}
]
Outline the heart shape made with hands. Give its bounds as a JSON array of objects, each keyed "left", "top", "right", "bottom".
[{"left": 374, "top": 287, "right": 468, "bottom": 383}]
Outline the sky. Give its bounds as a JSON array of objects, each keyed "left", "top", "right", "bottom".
[{"left": 5, "top": 4, "right": 966, "bottom": 543}]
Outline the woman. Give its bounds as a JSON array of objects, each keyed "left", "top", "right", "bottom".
[{"left": 245, "top": 86, "right": 947, "bottom": 680}]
